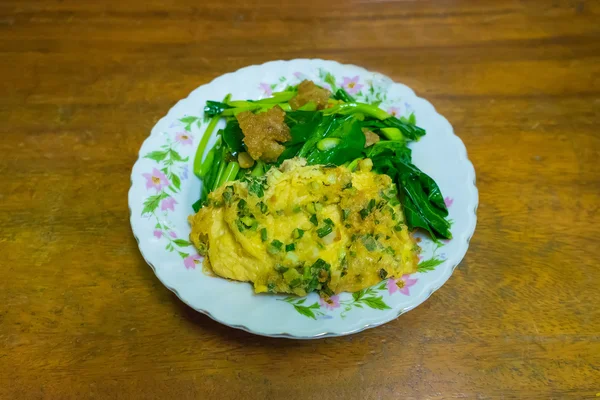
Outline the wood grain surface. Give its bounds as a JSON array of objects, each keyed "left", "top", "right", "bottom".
[{"left": 1, "top": 0, "right": 599, "bottom": 399}]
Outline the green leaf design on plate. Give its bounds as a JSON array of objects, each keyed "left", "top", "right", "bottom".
[
  {"left": 171, "top": 173, "right": 181, "bottom": 191},
  {"left": 417, "top": 257, "right": 445, "bottom": 272},
  {"left": 279, "top": 297, "right": 323, "bottom": 319},
  {"left": 352, "top": 289, "right": 364, "bottom": 302},
  {"left": 145, "top": 150, "right": 169, "bottom": 162},
  {"left": 293, "top": 302, "right": 320, "bottom": 320},
  {"left": 180, "top": 116, "right": 198, "bottom": 123},
  {"left": 173, "top": 239, "right": 192, "bottom": 247},
  {"left": 361, "top": 296, "right": 391, "bottom": 310},
  {"left": 169, "top": 149, "right": 186, "bottom": 162},
  {"left": 141, "top": 192, "right": 168, "bottom": 215},
  {"left": 318, "top": 68, "right": 338, "bottom": 92},
  {"left": 179, "top": 116, "right": 199, "bottom": 132},
  {"left": 293, "top": 305, "right": 315, "bottom": 319}
]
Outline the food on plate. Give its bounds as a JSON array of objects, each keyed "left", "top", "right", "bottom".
[
  {"left": 188, "top": 79, "right": 452, "bottom": 297},
  {"left": 189, "top": 159, "right": 418, "bottom": 296},
  {"left": 236, "top": 106, "right": 291, "bottom": 162},
  {"left": 289, "top": 80, "right": 331, "bottom": 110}
]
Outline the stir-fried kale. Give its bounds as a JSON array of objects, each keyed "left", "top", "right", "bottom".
[{"left": 192, "top": 81, "right": 451, "bottom": 239}]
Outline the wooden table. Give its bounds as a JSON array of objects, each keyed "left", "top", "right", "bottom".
[{"left": 1, "top": 0, "right": 599, "bottom": 398}]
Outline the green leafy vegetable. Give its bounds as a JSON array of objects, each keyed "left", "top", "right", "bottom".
[
  {"left": 317, "top": 138, "right": 340, "bottom": 151},
  {"left": 305, "top": 116, "right": 365, "bottom": 166},
  {"left": 222, "top": 119, "right": 245, "bottom": 154},
  {"left": 333, "top": 88, "right": 355, "bottom": 103},
  {"left": 371, "top": 154, "right": 450, "bottom": 239},
  {"left": 379, "top": 127, "right": 403, "bottom": 141},
  {"left": 217, "top": 162, "right": 240, "bottom": 188},
  {"left": 285, "top": 111, "right": 324, "bottom": 146},
  {"left": 381, "top": 116, "right": 426, "bottom": 141},
  {"left": 322, "top": 102, "right": 391, "bottom": 120},
  {"left": 366, "top": 141, "right": 411, "bottom": 162},
  {"left": 193, "top": 80, "right": 451, "bottom": 242},
  {"left": 204, "top": 101, "right": 232, "bottom": 117},
  {"left": 193, "top": 116, "right": 219, "bottom": 178}
]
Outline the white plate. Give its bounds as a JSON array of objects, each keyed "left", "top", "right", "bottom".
[{"left": 129, "top": 59, "right": 478, "bottom": 339}]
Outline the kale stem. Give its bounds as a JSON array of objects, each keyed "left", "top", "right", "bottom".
[
  {"left": 193, "top": 94, "right": 230, "bottom": 178},
  {"left": 221, "top": 105, "right": 262, "bottom": 116},
  {"left": 192, "top": 116, "right": 219, "bottom": 178},
  {"left": 334, "top": 88, "right": 355, "bottom": 103},
  {"left": 218, "top": 162, "right": 241, "bottom": 187},
  {"left": 251, "top": 160, "right": 265, "bottom": 176},
  {"left": 346, "top": 158, "right": 362, "bottom": 171},
  {"left": 323, "top": 102, "right": 391, "bottom": 120},
  {"left": 212, "top": 158, "right": 227, "bottom": 191},
  {"left": 255, "top": 91, "right": 296, "bottom": 104},
  {"left": 198, "top": 136, "right": 222, "bottom": 178}
]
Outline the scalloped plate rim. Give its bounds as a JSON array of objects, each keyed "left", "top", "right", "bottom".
[{"left": 128, "top": 58, "right": 478, "bottom": 339}]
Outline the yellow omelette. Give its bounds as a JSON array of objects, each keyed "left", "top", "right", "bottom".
[{"left": 189, "top": 158, "right": 418, "bottom": 296}]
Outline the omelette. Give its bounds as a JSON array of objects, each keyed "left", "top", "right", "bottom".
[{"left": 189, "top": 158, "right": 419, "bottom": 296}]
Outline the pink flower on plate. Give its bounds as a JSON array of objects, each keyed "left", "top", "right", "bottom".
[
  {"left": 387, "top": 275, "right": 418, "bottom": 296},
  {"left": 175, "top": 132, "right": 193, "bottom": 146},
  {"left": 341, "top": 76, "right": 364, "bottom": 95},
  {"left": 169, "top": 231, "right": 177, "bottom": 238},
  {"left": 184, "top": 254, "right": 202, "bottom": 270},
  {"left": 259, "top": 83, "right": 272, "bottom": 96},
  {"left": 143, "top": 168, "right": 170, "bottom": 191},
  {"left": 387, "top": 106, "right": 401, "bottom": 117},
  {"left": 160, "top": 196, "right": 177, "bottom": 212},
  {"left": 444, "top": 197, "right": 454, "bottom": 208},
  {"left": 293, "top": 71, "right": 306, "bottom": 80},
  {"left": 319, "top": 295, "right": 340, "bottom": 311},
  {"left": 153, "top": 229, "right": 163, "bottom": 239}
]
